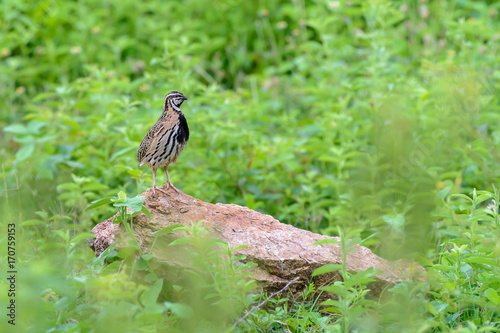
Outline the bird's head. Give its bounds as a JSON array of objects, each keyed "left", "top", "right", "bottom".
[{"left": 164, "top": 90, "right": 188, "bottom": 111}]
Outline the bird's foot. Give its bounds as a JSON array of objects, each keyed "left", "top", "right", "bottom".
[
  {"left": 161, "top": 180, "right": 181, "bottom": 193},
  {"left": 167, "top": 182, "right": 181, "bottom": 194},
  {"left": 152, "top": 186, "right": 169, "bottom": 196}
]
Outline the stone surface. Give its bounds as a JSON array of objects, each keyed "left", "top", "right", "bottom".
[{"left": 88, "top": 187, "right": 425, "bottom": 298}]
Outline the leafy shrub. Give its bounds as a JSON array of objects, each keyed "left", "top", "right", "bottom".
[{"left": 2, "top": 0, "right": 500, "bottom": 331}]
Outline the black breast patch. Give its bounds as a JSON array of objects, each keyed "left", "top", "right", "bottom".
[{"left": 177, "top": 113, "right": 189, "bottom": 144}]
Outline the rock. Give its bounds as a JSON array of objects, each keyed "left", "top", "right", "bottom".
[{"left": 88, "top": 188, "right": 425, "bottom": 298}]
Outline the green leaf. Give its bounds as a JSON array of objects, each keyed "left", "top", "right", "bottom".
[
  {"left": 475, "top": 194, "right": 492, "bottom": 205},
  {"left": 485, "top": 288, "right": 500, "bottom": 305},
  {"left": 232, "top": 245, "right": 249, "bottom": 251},
  {"left": 115, "top": 195, "right": 145, "bottom": 212},
  {"left": 57, "top": 183, "right": 78, "bottom": 191},
  {"left": 163, "top": 301, "right": 194, "bottom": 319},
  {"left": 313, "top": 238, "right": 340, "bottom": 246},
  {"left": 117, "top": 247, "right": 136, "bottom": 259},
  {"left": 142, "top": 254, "right": 153, "bottom": 261},
  {"left": 168, "top": 237, "right": 192, "bottom": 247},
  {"left": 112, "top": 193, "right": 127, "bottom": 204},
  {"left": 52, "top": 230, "right": 69, "bottom": 243},
  {"left": 105, "top": 250, "right": 118, "bottom": 262},
  {"left": 35, "top": 211, "right": 48, "bottom": 219},
  {"left": 321, "top": 299, "right": 342, "bottom": 308},
  {"left": 438, "top": 186, "right": 452, "bottom": 199},
  {"left": 27, "top": 121, "right": 45, "bottom": 134},
  {"left": 382, "top": 214, "right": 405, "bottom": 230},
  {"left": 145, "top": 273, "right": 159, "bottom": 282},
  {"left": 54, "top": 296, "right": 71, "bottom": 311},
  {"left": 425, "top": 303, "right": 436, "bottom": 316},
  {"left": 135, "top": 258, "right": 148, "bottom": 271},
  {"left": 129, "top": 211, "right": 141, "bottom": 218},
  {"left": 33, "top": 92, "right": 57, "bottom": 101},
  {"left": 90, "top": 244, "right": 116, "bottom": 272},
  {"left": 321, "top": 284, "right": 349, "bottom": 297},
  {"left": 16, "top": 143, "right": 34, "bottom": 162},
  {"left": 443, "top": 282, "right": 455, "bottom": 292},
  {"left": 37, "top": 166, "right": 53, "bottom": 180},
  {"left": 344, "top": 268, "right": 375, "bottom": 288},
  {"left": 431, "top": 302, "right": 449, "bottom": 314},
  {"left": 110, "top": 147, "right": 136, "bottom": 161},
  {"left": 128, "top": 239, "right": 139, "bottom": 248},
  {"left": 141, "top": 205, "right": 152, "bottom": 218},
  {"left": 84, "top": 197, "right": 113, "bottom": 211},
  {"left": 21, "top": 219, "right": 45, "bottom": 226},
  {"left": 100, "top": 261, "right": 122, "bottom": 275},
  {"left": 82, "top": 183, "right": 108, "bottom": 192},
  {"left": 4, "top": 124, "right": 28, "bottom": 134},
  {"left": 36, "top": 135, "right": 57, "bottom": 143},
  {"left": 312, "top": 264, "right": 342, "bottom": 277},
  {"left": 13, "top": 135, "right": 35, "bottom": 144},
  {"left": 70, "top": 232, "right": 96, "bottom": 244},
  {"left": 451, "top": 194, "right": 473, "bottom": 202},
  {"left": 112, "top": 215, "right": 122, "bottom": 224},
  {"left": 114, "top": 164, "right": 133, "bottom": 171},
  {"left": 465, "top": 256, "right": 497, "bottom": 266},
  {"left": 162, "top": 280, "right": 173, "bottom": 294},
  {"left": 170, "top": 226, "right": 192, "bottom": 232},
  {"left": 141, "top": 279, "right": 163, "bottom": 305},
  {"left": 49, "top": 215, "right": 72, "bottom": 221},
  {"left": 153, "top": 224, "right": 183, "bottom": 236},
  {"left": 322, "top": 306, "right": 342, "bottom": 314},
  {"left": 432, "top": 264, "right": 455, "bottom": 272}
]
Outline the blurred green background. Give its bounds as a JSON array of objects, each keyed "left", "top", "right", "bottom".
[{"left": 1, "top": 0, "right": 500, "bottom": 332}]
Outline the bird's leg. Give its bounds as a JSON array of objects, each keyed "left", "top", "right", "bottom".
[
  {"left": 163, "top": 166, "right": 180, "bottom": 193},
  {"left": 152, "top": 168, "right": 168, "bottom": 195}
]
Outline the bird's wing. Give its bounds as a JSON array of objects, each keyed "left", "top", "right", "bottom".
[
  {"left": 137, "top": 123, "right": 162, "bottom": 164},
  {"left": 137, "top": 136, "right": 148, "bottom": 164},
  {"left": 137, "top": 115, "right": 178, "bottom": 166}
]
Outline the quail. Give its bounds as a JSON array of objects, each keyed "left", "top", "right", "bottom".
[{"left": 137, "top": 91, "right": 189, "bottom": 195}]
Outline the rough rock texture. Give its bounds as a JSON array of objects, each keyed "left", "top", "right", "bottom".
[{"left": 88, "top": 188, "right": 425, "bottom": 298}]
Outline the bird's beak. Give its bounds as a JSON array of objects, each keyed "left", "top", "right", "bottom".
[{"left": 183, "top": 96, "right": 188, "bottom": 101}]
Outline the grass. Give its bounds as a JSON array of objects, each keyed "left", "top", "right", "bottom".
[{"left": 1, "top": 0, "right": 500, "bottom": 331}]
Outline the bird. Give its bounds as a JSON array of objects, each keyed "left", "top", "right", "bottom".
[{"left": 137, "top": 90, "right": 189, "bottom": 195}]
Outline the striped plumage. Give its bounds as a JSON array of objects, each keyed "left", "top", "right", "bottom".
[{"left": 137, "top": 90, "right": 189, "bottom": 195}]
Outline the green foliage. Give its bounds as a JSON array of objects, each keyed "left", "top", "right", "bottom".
[
  {"left": 425, "top": 188, "right": 500, "bottom": 330},
  {"left": 0, "top": 191, "right": 256, "bottom": 333},
  {"left": 240, "top": 283, "right": 330, "bottom": 332},
  {"left": 313, "top": 228, "right": 377, "bottom": 332},
  {"left": 2, "top": 0, "right": 500, "bottom": 331}
]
